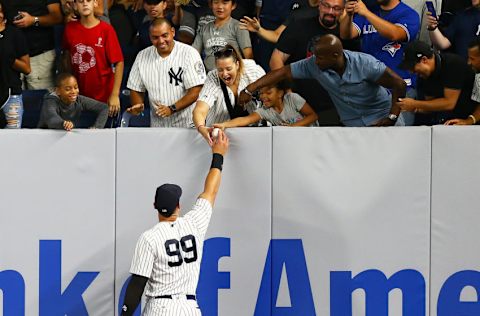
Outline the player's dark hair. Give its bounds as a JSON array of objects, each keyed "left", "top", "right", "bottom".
[{"left": 55, "top": 73, "right": 76, "bottom": 87}]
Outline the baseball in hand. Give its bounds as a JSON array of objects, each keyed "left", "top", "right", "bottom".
[{"left": 211, "top": 128, "right": 220, "bottom": 138}]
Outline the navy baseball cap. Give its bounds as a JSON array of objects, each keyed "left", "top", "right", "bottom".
[
  {"left": 154, "top": 184, "right": 182, "bottom": 217},
  {"left": 399, "top": 40, "right": 434, "bottom": 70}
]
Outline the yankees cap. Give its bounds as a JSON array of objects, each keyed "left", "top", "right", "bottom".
[
  {"left": 154, "top": 184, "right": 182, "bottom": 217},
  {"left": 399, "top": 40, "right": 434, "bottom": 70}
]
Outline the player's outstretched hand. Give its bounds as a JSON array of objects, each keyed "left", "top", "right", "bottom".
[{"left": 212, "top": 129, "right": 229, "bottom": 156}]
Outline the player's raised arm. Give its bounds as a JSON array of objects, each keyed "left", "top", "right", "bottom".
[{"left": 199, "top": 130, "right": 229, "bottom": 206}]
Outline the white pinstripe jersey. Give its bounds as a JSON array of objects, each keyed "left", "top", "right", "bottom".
[
  {"left": 127, "top": 42, "right": 207, "bottom": 127},
  {"left": 130, "top": 198, "right": 212, "bottom": 297},
  {"left": 197, "top": 59, "right": 266, "bottom": 126}
]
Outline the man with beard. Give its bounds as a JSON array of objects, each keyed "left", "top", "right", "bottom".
[
  {"left": 445, "top": 38, "right": 480, "bottom": 125},
  {"left": 270, "top": 0, "right": 357, "bottom": 125},
  {"left": 340, "top": 0, "right": 419, "bottom": 91},
  {"left": 427, "top": 0, "right": 480, "bottom": 60},
  {"left": 398, "top": 40, "right": 477, "bottom": 125}
]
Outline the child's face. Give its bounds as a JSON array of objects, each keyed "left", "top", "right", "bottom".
[
  {"left": 260, "top": 86, "right": 283, "bottom": 108},
  {"left": 56, "top": 77, "right": 80, "bottom": 104},
  {"left": 74, "top": 0, "right": 97, "bottom": 17},
  {"left": 211, "top": 0, "right": 236, "bottom": 20},
  {"left": 144, "top": 1, "right": 167, "bottom": 19}
]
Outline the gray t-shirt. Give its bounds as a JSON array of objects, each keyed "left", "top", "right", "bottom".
[
  {"left": 255, "top": 92, "right": 316, "bottom": 126},
  {"left": 192, "top": 17, "right": 252, "bottom": 72},
  {"left": 38, "top": 92, "right": 108, "bottom": 129}
]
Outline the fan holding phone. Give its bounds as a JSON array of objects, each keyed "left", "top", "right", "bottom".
[
  {"left": 427, "top": 0, "right": 480, "bottom": 60},
  {"left": 339, "top": 0, "right": 420, "bottom": 125}
]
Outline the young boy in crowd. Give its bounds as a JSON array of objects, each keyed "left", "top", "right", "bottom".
[
  {"left": 62, "top": 0, "right": 124, "bottom": 119},
  {"left": 38, "top": 73, "right": 108, "bottom": 130},
  {"left": 137, "top": 0, "right": 168, "bottom": 50},
  {"left": 192, "top": 0, "right": 253, "bottom": 71}
]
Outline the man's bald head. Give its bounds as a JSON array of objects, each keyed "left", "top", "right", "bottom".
[
  {"left": 314, "top": 34, "right": 343, "bottom": 56},
  {"left": 312, "top": 34, "right": 345, "bottom": 71}
]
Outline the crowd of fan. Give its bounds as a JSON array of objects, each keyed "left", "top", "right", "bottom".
[{"left": 1, "top": 0, "right": 479, "bottom": 140}]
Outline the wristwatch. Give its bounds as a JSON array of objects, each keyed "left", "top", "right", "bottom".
[
  {"left": 34, "top": 16, "right": 40, "bottom": 27},
  {"left": 168, "top": 104, "right": 177, "bottom": 113},
  {"left": 243, "top": 87, "right": 254, "bottom": 97},
  {"left": 388, "top": 113, "right": 398, "bottom": 122}
]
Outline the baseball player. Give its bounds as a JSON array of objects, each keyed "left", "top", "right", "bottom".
[{"left": 121, "top": 129, "right": 229, "bottom": 316}]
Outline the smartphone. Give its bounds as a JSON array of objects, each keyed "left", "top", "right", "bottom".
[
  {"left": 425, "top": 1, "right": 437, "bottom": 19},
  {"left": 13, "top": 12, "right": 24, "bottom": 21}
]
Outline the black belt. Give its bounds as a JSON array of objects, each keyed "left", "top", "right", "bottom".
[{"left": 155, "top": 294, "right": 196, "bottom": 300}]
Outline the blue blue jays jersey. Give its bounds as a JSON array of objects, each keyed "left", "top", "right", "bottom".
[{"left": 353, "top": 2, "right": 420, "bottom": 87}]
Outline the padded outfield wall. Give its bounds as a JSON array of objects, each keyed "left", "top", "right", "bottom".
[{"left": 0, "top": 127, "right": 479, "bottom": 316}]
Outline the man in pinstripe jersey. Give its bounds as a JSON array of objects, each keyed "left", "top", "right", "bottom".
[
  {"left": 121, "top": 129, "right": 229, "bottom": 316},
  {"left": 126, "top": 17, "right": 206, "bottom": 127}
]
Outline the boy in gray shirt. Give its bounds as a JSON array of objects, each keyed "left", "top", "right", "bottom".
[
  {"left": 192, "top": 0, "right": 253, "bottom": 71},
  {"left": 38, "top": 73, "right": 108, "bottom": 130}
]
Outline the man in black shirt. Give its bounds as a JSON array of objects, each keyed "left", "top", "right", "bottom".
[
  {"left": 398, "top": 40, "right": 477, "bottom": 125},
  {"left": 4, "top": 0, "right": 62, "bottom": 90}
]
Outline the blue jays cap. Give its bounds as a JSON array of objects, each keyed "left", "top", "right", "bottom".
[{"left": 154, "top": 184, "right": 182, "bottom": 217}]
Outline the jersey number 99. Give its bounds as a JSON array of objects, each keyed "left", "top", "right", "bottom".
[{"left": 164, "top": 235, "right": 198, "bottom": 267}]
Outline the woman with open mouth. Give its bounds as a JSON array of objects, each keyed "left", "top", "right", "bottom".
[{"left": 193, "top": 44, "right": 265, "bottom": 146}]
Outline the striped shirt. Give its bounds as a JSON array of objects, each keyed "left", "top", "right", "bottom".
[
  {"left": 130, "top": 198, "right": 212, "bottom": 297},
  {"left": 197, "top": 59, "right": 266, "bottom": 126},
  {"left": 472, "top": 73, "right": 480, "bottom": 103},
  {"left": 127, "top": 42, "right": 206, "bottom": 127}
]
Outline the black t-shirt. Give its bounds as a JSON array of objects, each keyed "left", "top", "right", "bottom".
[
  {"left": 4, "top": 0, "right": 60, "bottom": 56},
  {"left": 283, "top": 0, "right": 319, "bottom": 28},
  {"left": 0, "top": 26, "right": 29, "bottom": 104},
  {"left": 277, "top": 16, "right": 341, "bottom": 64},
  {"left": 418, "top": 53, "right": 476, "bottom": 122}
]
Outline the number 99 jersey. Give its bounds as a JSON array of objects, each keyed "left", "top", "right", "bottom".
[{"left": 129, "top": 198, "right": 212, "bottom": 303}]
